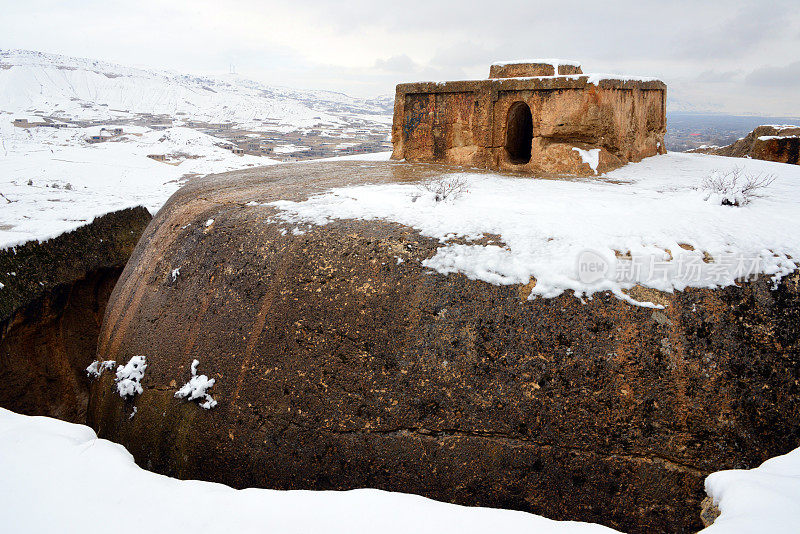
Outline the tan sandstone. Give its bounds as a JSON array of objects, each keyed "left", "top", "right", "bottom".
[{"left": 391, "top": 61, "right": 667, "bottom": 176}]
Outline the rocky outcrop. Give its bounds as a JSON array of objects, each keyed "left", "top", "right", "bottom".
[
  {"left": 691, "top": 125, "right": 800, "bottom": 165},
  {"left": 700, "top": 496, "right": 720, "bottom": 527},
  {"left": 87, "top": 162, "right": 800, "bottom": 534},
  {"left": 0, "top": 207, "right": 152, "bottom": 422}
]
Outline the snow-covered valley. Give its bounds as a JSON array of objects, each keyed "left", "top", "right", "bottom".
[
  {"left": 0, "top": 48, "right": 393, "bottom": 248},
  {"left": 0, "top": 49, "right": 392, "bottom": 131}
]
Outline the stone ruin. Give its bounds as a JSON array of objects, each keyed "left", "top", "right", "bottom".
[{"left": 391, "top": 60, "right": 667, "bottom": 175}]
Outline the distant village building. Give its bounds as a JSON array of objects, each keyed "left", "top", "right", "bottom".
[
  {"left": 147, "top": 154, "right": 166, "bottom": 162},
  {"left": 87, "top": 127, "right": 124, "bottom": 143},
  {"left": 231, "top": 147, "right": 244, "bottom": 155},
  {"left": 12, "top": 117, "right": 46, "bottom": 127},
  {"left": 391, "top": 60, "right": 667, "bottom": 175}
]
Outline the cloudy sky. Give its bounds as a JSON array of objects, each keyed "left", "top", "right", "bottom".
[{"left": 2, "top": 0, "right": 799, "bottom": 116}]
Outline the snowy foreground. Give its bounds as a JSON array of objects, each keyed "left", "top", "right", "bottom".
[
  {"left": 0, "top": 408, "right": 614, "bottom": 534},
  {"left": 269, "top": 152, "right": 800, "bottom": 306},
  {"left": 0, "top": 407, "right": 798, "bottom": 533}
]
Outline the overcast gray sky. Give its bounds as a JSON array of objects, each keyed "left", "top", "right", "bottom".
[{"left": 2, "top": 0, "right": 799, "bottom": 116}]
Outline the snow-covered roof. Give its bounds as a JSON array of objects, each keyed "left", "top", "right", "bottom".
[
  {"left": 13, "top": 115, "right": 44, "bottom": 123},
  {"left": 483, "top": 73, "right": 660, "bottom": 85},
  {"left": 584, "top": 73, "right": 659, "bottom": 84},
  {"left": 491, "top": 59, "right": 582, "bottom": 68}
]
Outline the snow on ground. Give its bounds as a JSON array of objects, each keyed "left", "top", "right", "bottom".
[
  {"left": 267, "top": 152, "right": 800, "bottom": 306},
  {"left": 0, "top": 120, "right": 276, "bottom": 249},
  {"left": 273, "top": 143, "right": 311, "bottom": 154},
  {"left": 702, "top": 447, "right": 800, "bottom": 533},
  {"left": 1, "top": 406, "right": 798, "bottom": 533},
  {"left": 308, "top": 150, "right": 393, "bottom": 162},
  {"left": 0, "top": 407, "right": 617, "bottom": 534}
]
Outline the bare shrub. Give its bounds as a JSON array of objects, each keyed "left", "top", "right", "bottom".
[
  {"left": 417, "top": 175, "right": 469, "bottom": 202},
  {"left": 701, "top": 167, "right": 776, "bottom": 206}
]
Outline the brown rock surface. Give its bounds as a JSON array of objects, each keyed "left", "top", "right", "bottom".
[
  {"left": 489, "top": 61, "right": 584, "bottom": 78},
  {"left": 0, "top": 207, "right": 152, "bottom": 422},
  {"left": 87, "top": 162, "right": 800, "bottom": 534},
  {"left": 691, "top": 125, "right": 800, "bottom": 165}
]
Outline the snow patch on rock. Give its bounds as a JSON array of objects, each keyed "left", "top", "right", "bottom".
[
  {"left": 175, "top": 359, "right": 217, "bottom": 409},
  {"left": 115, "top": 356, "right": 146, "bottom": 398},
  {"left": 265, "top": 153, "right": 800, "bottom": 306},
  {"left": 86, "top": 360, "right": 115, "bottom": 378},
  {"left": 572, "top": 147, "right": 601, "bottom": 174}
]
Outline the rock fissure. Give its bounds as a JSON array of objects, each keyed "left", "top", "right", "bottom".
[{"left": 288, "top": 421, "right": 706, "bottom": 476}]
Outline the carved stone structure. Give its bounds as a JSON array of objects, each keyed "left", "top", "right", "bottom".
[{"left": 391, "top": 60, "right": 667, "bottom": 175}]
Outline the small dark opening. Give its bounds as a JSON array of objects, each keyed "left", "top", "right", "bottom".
[{"left": 505, "top": 102, "right": 533, "bottom": 164}]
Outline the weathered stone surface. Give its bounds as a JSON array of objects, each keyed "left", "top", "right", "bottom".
[
  {"left": 0, "top": 207, "right": 152, "bottom": 422},
  {"left": 391, "top": 64, "right": 666, "bottom": 176},
  {"left": 700, "top": 496, "right": 720, "bottom": 527},
  {"left": 87, "top": 162, "right": 799, "bottom": 534},
  {"left": 489, "top": 61, "right": 583, "bottom": 78},
  {"left": 691, "top": 125, "right": 800, "bottom": 165}
]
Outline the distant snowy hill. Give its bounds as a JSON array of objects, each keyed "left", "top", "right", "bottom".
[
  {"left": 0, "top": 49, "right": 392, "bottom": 131},
  {"left": 0, "top": 49, "right": 396, "bottom": 248}
]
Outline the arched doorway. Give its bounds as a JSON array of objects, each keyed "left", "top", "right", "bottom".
[{"left": 504, "top": 102, "right": 533, "bottom": 164}]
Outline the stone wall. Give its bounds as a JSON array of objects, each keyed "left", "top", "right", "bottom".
[{"left": 391, "top": 77, "right": 666, "bottom": 176}]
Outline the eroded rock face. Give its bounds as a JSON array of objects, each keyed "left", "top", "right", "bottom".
[
  {"left": 691, "top": 125, "right": 800, "bottom": 165},
  {"left": 0, "top": 207, "right": 152, "bottom": 422},
  {"left": 87, "top": 162, "right": 800, "bottom": 534}
]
